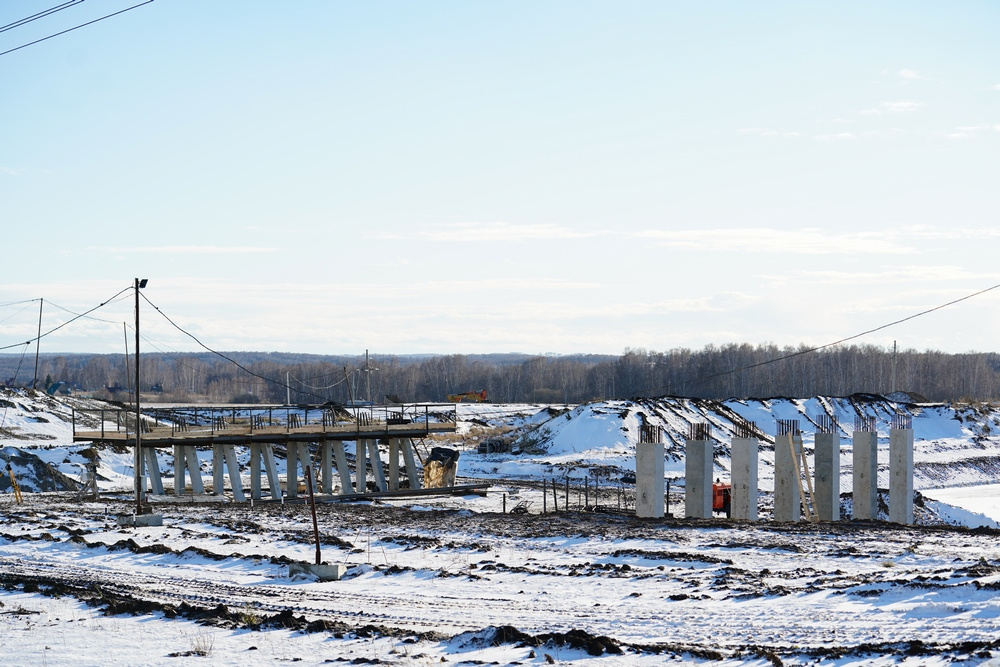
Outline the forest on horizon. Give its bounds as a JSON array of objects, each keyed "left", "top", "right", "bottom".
[{"left": 3, "top": 343, "right": 999, "bottom": 405}]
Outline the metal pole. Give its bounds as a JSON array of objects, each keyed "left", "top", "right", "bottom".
[
  {"left": 32, "top": 298, "right": 42, "bottom": 390},
  {"left": 305, "top": 463, "right": 322, "bottom": 565},
  {"left": 134, "top": 279, "right": 142, "bottom": 515}
]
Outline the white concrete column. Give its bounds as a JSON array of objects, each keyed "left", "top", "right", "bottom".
[
  {"left": 731, "top": 436, "right": 758, "bottom": 521},
  {"left": 332, "top": 442, "right": 353, "bottom": 494},
  {"left": 773, "top": 422, "right": 801, "bottom": 523},
  {"left": 889, "top": 418, "right": 914, "bottom": 525},
  {"left": 143, "top": 448, "right": 164, "bottom": 496},
  {"left": 389, "top": 439, "right": 400, "bottom": 491},
  {"left": 852, "top": 426, "right": 878, "bottom": 520},
  {"left": 685, "top": 426, "right": 713, "bottom": 519},
  {"left": 185, "top": 446, "right": 204, "bottom": 494},
  {"left": 223, "top": 445, "right": 245, "bottom": 502},
  {"left": 286, "top": 442, "right": 300, "bottom": 499},
  {"left": 814, "top": 431, "right": 841, "bottom": 521},
  {"left": 368, "top": 440, "right": 387, "bottom": 492},
  {"left": 636, "top": 441, "right": 665, "bottom": 518},
  {"left": 250, "top": 443, "right": 262, "bottom": 500},
  {"left": 320, "top": 441, "right": 333, "bottom": 494},
  {"left": 402, "top": 438, "right": 420, "bottom": 489},
  {"left": 354, "top": 441, "right": 366, "bottom": 493},
  {"left": 212, "top": 446, "right": 225, "bottom": 496}
]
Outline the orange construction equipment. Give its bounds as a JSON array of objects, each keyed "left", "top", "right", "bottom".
[
  {"left": 447, "top": 390, "right": 487, "bottom": 403},
  {"left": 712, "top": 479, "right": 731, "bottom": 518}
]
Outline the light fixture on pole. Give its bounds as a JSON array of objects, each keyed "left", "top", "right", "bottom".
[{"left": 134, "top": 278, "right": 148, "bottom": 514}]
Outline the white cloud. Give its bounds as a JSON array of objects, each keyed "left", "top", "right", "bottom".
[
  {"left": 738, "top": 128, "right": 802, "bottom": 138},
  {"left": 898, "top": 69, "right": 922, "bottom": 80},
  {"left": 814, "top": 132, "right": 857, "bottom": 142},
  {"left": 631, "top": 227, "right": 914, "bottom": 255},
  {"left": 994, "top": 84, "right": 1000, "bottom": 91},
  {"left": 943, "top": 124, "right": 1000, "bottom": 139},
  {"left": 418, "top": 222, "right": 601, "bottom": 242},
  {"left": 84, "top": 246, "right": 277, "bottom": 254},
  {"left": 882, "top": 101, "right": 924, "bottom": 113}
]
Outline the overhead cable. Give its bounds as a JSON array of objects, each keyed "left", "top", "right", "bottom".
[
  {"left": 0, "top": 0, "right": 153, "bottom": 57},
  {"left": 0, "top": 1, "right": 85, "bottom": 34}
]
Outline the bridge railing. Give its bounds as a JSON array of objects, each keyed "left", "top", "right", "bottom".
[{"left": 72, "top": 403, "right": 458, "bottom": 440}]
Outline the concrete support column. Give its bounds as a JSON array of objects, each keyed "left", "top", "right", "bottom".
[
  {"left": 249, "top": 443, "right": 282, "bottom": 501},
  {"left": 213, "top": 446, "right": 225, "bottom": 496},
  {"left": 889, "top": 416, "right": 914, "bottom": 525},
  {"left": 286, "top": 442, "right": 300, "bottom": 499},
  {"left": 773, "top": 420, "right": 801, "bottom": 523},
  {"left": 142, "top": 448, "right": 164, "bottom": 496},
  {"left": 223, "top": 445, "right": 245, "bottom": 502},
  {"left": 388, "top": 439, "right": 401, "bottom": 491},
  {"left": 814, "top": 416, "right": 841, "bottom": 521},
  {"left": 368, "top": 440, "right": 387, "bottom": 492},
  {"left": 852, "top": 418, "right": 878, "bottom": 520},
  {"left": 685, "top": 424, "right": 713, "bottom": 519},
  {"left": 636, "top": 439, "right": 665, "bottom": 518},
  {"left": 402, "top": 439, "right": 421, "bottom": 489},
  {"left": 731, "top": 430, "right": 758, "bottom": 521},
  {"left": 173, "top": 444, "right": 203, "bottom": 495},
  {"left": 354, "top": 441, "right": 366, "bottom": 493},
  {"left": 319, "top": 441, "right": 333, "bottom": 494},
  {"left": 332, "top": 442, "right": 352, "bottom": 494}
]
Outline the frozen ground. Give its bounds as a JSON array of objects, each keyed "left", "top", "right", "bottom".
[{"left": 3, "top": 390, "right": 1000, "bottom": 665}]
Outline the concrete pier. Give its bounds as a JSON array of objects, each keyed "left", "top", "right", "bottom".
[
  {"left": 249, "top": 442, "right": 282, "bottom": 501},
  {"left": 730, "top": 423, "right": 758, "bottom": 521},
  {"left": 852, "top": 417, "right": 878, "bottom": 520},
  {"left": 773, "top": 420, "right": 802, "bottom": 522},
  {"left": 211, "top": 444, "right": 245, "bottom": 502},
  {"left": 173, "top": 444, "right": 204, "bottom": 495},
  {"left": 143, "top": 448, "right": 164, "bottom": 496},
  {"left": 814, "top": 416, "right": 840, "bottom": 521},
  {"left": 636, "top": 425, "right": 665, "bottom": 518},
  {"left": 889, "top": 415, "right": 914, "bottom": 525},
  {"left": 685, "top": 424, "right": 713, "bottom": 519}
]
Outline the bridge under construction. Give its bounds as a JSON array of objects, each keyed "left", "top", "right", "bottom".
[{"left": 71, "top": 403, "right": 464, "bottom": 503}]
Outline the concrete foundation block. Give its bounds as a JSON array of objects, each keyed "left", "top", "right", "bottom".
[
  {"left": 889, "top": 428, "right": 914, "bottom": 524},
  {"left": 116, "top": 513, "right": 164, "bottom": 527},
  {"left": 685, "top": 439, "right": 713, "bottom": 519},
  {"left": 852, "top": 430, "right": 878, "bottom": 520},
  {"left": 731, "top": 437, "right": 758, "bottom": 521},
  {"left": 636, "top": 441, "right": 665, "bottom": 518},
  {"left": 288, "top": 563, "right": 349, "bottom": 581},
  {"left": 814, "top": 432, "right": 841, "bottom": 521}
]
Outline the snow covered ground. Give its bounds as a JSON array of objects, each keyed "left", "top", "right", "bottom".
[{"left": 4, "top": 389, "right": 1000, "bottom": 665}]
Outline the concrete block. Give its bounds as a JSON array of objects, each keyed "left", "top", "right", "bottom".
[
  {"left": 852, "top": 430, "right": 878, "bottom": 520},
  {"left": 889, "top": 428, "right": 914, "bottom": 524},
  {"left": 730, "top": 437, "right": 758, "bottom": 521},
  {"left": 814, "top": 432, "right": 841, "bottom": 521},
  {"left": 288, "top": 563, "right": 349, "bottom": 581},
  {"left": 116, "top": 513, "right": 163, "bottom": 527},
  {"left": 685, "top": 439, "right": 713, "bottom": 519},
  {"left": 636, "top": 441, "right": 665, "bottom": 518}
]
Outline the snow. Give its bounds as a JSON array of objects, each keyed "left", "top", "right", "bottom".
[{"left": 6, "top": 389, "right": 1000, "bottom": 664}]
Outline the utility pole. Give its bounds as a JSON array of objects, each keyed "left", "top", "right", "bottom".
[
  {"left": 31, "top": 298, "right": 42, "bottom": 390},
  {"left": 134, "top": 278, "right": 148, "bottom": 514},
  {"left": 891, "top": 340, "right": 897, "bottom": 395},
  {"left": 286, "top": 371, "right": 291, "bottom": 405}
]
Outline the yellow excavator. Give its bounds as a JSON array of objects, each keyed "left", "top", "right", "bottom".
[{"left": 447, "top": 390, "right": 488, "bottom": 403}]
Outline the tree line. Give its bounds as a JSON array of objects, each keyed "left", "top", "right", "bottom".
[{"left": 3, "top": 344, "right": 999, "bottom": 404}]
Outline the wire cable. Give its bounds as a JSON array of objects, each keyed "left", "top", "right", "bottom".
[
  {"left": 0, "top": 286, "right": 132, "bottom": 351},
  {"left": 0, "top": 0, "right": 84, "bottom": 34},
  {"left": 139, "top": 292, "right": 337, "bottom": 403},
  {"left": 0, "top": 0, "right": 153, "bottom": 58},
  {"left": 661, "top": 281, "right": 1000, "bottom": 395}
]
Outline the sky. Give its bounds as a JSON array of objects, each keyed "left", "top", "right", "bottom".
[{"left": 1, "top": 1, "right": 999, "bottom": 357}]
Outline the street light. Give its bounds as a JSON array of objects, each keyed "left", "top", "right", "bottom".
[{"left": 134, "top": 278, "right": 148, "bottom": 514}]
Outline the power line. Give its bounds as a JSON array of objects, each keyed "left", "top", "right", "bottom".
[
  {"left": 139, "top": 292, "right": 337, "bottom": 403},
  {"left": 0, "top": 0, "right": 153, "bottom": 58},
  {"left": 0, "top": 1, "right": 85, "bottom": 34},
  {"left": 662, "top": 282, "right": 1000, "bottom": 395},
  {"left": 0, "top": 286, "right": 132, "bottom": 351}
]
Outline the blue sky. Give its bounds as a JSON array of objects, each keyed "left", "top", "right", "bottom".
[{"left": 2, "top": 1, "right": 998, "bottom": 356}]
